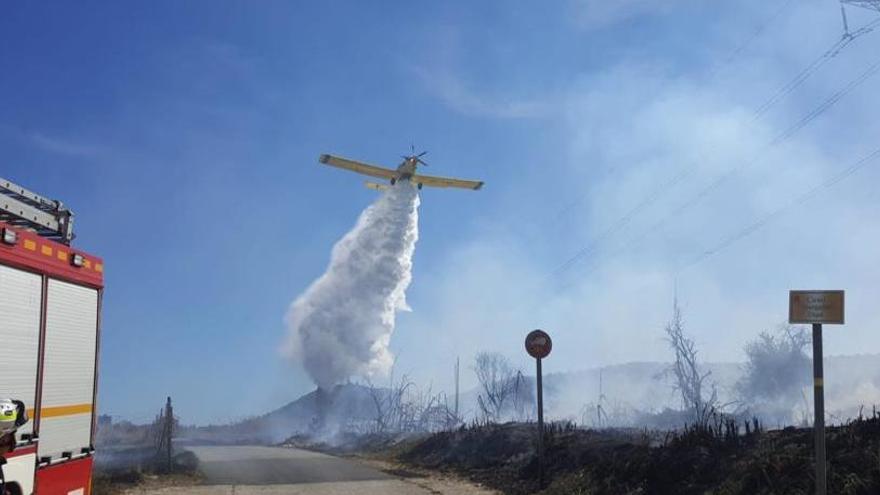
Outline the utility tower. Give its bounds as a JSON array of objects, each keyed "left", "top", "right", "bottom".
[
  {"left": 839, "top": 0, "right": 880, "bottom": 39},
  {"left": 842, "top": 0, "right": 880, "bottom": 12}
]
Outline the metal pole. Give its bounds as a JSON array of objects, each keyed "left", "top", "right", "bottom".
[
  {"left": 454, "top": 357, "right": 460, "bottom": 422},
  {"left": 812, "top": 324, "right": 826, "bottom": 495},
  {"left": 166, "top": 397, "right": 173, "bottom": 473},
  {"left": 536, "top": 357, "right": 544, "bottom": 489}
]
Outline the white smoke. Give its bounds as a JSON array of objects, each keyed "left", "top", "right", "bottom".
[{"left": 283, "top": 183, "right": 420, "bottom": 389}]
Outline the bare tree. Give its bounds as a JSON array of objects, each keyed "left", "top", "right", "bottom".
[
  {"left": 663, "top": 299, "right": 717, "bottom": 422},
  {"left": 474, "top": 352, "right": 520, "bottom": 423},
  {"left": 365, "top": 377, "right": 389, "bottom": 433},
  {"left": 365, "top": 374, "right": 413, "bottom": 433},
  {"left": 510, "top": 371, "right": 536, "bottom": 421},
  {"left": 365, "top": 375, "right": 459, "bottom": 434}
]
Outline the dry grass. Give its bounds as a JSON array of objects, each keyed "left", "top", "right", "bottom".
[{"left": 391, "top": 412, "right": 880, "bottom": 494}]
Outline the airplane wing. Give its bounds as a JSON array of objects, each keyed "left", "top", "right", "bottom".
[
  {"left": 412, "top": 174, "right": 484, "bottom": 191},
  {"left": 319, "top": 154, "right": 397, "bottom": 180}
]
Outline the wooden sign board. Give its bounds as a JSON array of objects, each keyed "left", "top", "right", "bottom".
[{"left": 789, "top": 290, "right": 845, "bottom": 325}]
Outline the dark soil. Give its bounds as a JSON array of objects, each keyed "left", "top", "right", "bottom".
[{"left": 396, "top": 414, "right": 880, "bottom": 495}]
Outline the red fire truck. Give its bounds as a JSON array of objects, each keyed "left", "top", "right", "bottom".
[{"left": 0, "top": 177, "right": 103, "bottom": 495}]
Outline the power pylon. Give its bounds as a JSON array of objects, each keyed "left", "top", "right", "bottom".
[
  {"left": 842, "top": 1, "right": 880, "bottom": 12},
  {"left": 839, "top": 0, "right": 880, "bottom": 39}
]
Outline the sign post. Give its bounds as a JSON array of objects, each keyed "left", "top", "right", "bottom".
[
  {"left": 789, "top": 290, "right": 845, "bottom": 495},
  {"left": 525, "top": 329, "right": 552, "bottom": 489}
]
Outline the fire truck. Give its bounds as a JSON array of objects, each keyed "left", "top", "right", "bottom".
[{"left": 0, "top": 177, "right": 103, "bottom": 495}]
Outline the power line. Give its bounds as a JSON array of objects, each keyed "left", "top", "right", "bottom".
[
  {"left": 769, "top": 56, "right": 880, "bottom": 144},
  {"left": 550, "top": 12, "right": 880, "bottom": 278},
  {"left": 673, "top": 55, "right": 880, "bottom": 215},
  {"left": 718, "top": 0, "right": 797, "bottom": 70},
  {"left": 549, "top": 4, "right": 880, "bottom": 285},
  {"left": 546, "top": 0, "right": 799, "bottom": 233},
  {"left": 753, "top": 40, "right": 843, "bottom": 120},
  {"left": 553, "top": 53, "right": 880, "bottom": 282},
  {"left": 753, "top": 13, "right": 880, "bottom": 120},
  {"left": 551, "top": 167, "right": 691, "bottom": 276},
  {"left": 677, "top": 146, "right": 880, "bottom": 273}
]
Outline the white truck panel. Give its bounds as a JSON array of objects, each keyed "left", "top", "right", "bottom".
[
  {"left": 38, "top": 279, "right": 98, "bottom": 460},
  {"left": 38, "top": 415, "right": 93, "bottom": 460},
  {"left": 0, "top": 264, "right": 41, "bottom": 442},
  {"left": 3, "top": 453, "right": 36, "bottom": 495}
]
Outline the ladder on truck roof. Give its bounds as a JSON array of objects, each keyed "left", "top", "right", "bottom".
[{"left": 0, "top": 176, "right": 74, "bottom": 244}]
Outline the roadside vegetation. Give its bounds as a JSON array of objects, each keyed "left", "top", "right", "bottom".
[
  {"left": 393, "top": 411, "right": 880, "bottom": 494},
  {"left": 277, "top": 302, "right": 879, "bottom": 493},
  {"left": 93, "top": 403, "right": 199, "bottom": 495}
]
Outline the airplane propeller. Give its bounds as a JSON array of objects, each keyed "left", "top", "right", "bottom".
[{"left": 403, "top": 147, "right": 430, "bottom": 166}]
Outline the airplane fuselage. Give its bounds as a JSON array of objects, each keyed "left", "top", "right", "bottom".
[{"left": 395, "top": 158, "right": 419, "bottom": 180}]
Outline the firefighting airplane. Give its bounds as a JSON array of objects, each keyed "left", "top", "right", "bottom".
[{"left": 318, "top": 148, "right": 484, "bottom": 191}]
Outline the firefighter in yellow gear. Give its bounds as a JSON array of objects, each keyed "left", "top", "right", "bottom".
[{"left": 0, "top": 399, "right": 27, "bottom": 495}]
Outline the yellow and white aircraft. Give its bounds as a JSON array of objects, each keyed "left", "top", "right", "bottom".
[{"left": 319, "top": 148, "right": 484, "bottom": 191}]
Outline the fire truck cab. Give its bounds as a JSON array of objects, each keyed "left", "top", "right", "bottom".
[{"left": 0, "top": 177, "right": 103, "bottom": 495}]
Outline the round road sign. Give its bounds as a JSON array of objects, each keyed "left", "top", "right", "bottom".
[{"left": 525, "top": 329, "right": 552, "bottom": 359}]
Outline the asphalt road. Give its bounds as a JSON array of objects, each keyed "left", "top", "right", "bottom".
[
  {"left": 179, "top": 445, "right": 493, "bottom": 495},
  {"left": 188, "top": 446, "right": 393, "bottom": 486}
]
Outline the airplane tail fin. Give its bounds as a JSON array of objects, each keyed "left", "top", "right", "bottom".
[{"left": 365, "top": 181, "right": 389, "bottom": 191}]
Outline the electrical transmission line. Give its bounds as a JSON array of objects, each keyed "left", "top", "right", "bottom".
[
  {"left": 754, "top": 0, "right": 880, "bottom": 119},
  {"left": 676, "top": 145, "right": 880, "bottom": 273},
  {"left": 551, "top": 167, "right": 691, "bottom": 276},
  {"left": 553, "top": 53, "right": 880, "bottom": 281},
  {"left": 719, "top": 0, "right": 797, "bottom": 69},
  {"left": 551, "top": 9, "right": 880, "bottom": 279},
  {"left": 546, "top": 0, "right": 797, "bottom": 232},
  {"left": 751, "top": 21, "right": 878, "bottom": 120}
]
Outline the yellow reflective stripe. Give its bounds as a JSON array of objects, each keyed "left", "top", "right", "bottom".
[
  {"left": 41, "top": 245, "right": 53, "bottom": 256},
  {"left": 40, "top": 403, "right": 92, "bottom": 418},
  {"left": 23, "top": 239, "right": 36, "bottom": 251}
]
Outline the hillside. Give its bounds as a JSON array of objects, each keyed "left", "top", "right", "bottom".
[
  {"left": 177, "top": 354, "right": 880, "bottom": 443},
  {"left": 182, "top": 383, "right": 377, "bottom": 444}
]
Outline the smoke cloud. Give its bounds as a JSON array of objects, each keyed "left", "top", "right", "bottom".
[{"left": 283, "top": 183, "right": 420, "bottom": 389}]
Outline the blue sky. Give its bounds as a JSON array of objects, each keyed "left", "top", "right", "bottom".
[{"left": 3, "top": 1, "right": 880, "bottom": 424}]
